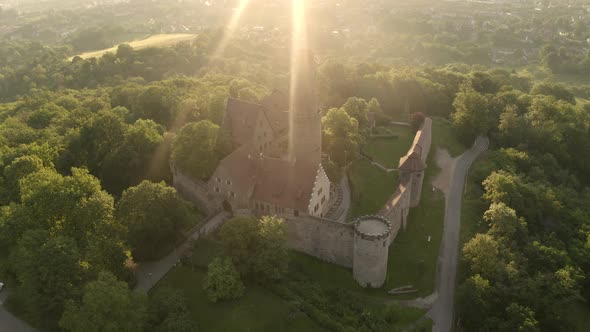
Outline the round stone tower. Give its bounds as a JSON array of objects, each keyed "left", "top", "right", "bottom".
[{"left": 352, "top": 215, "right": 392, "bottom": 288}]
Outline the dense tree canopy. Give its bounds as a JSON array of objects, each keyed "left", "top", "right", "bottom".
[
  {"left": 59, "top": 271, "right": 147, "bottom": 332},
  {"left": 219, "top": 215, "right": 289, "bottom": 281},
  {"left": 116, "top": 180, "right": 196, "bottom": 261},
  {"left": 171, "top": 120, "right": 220, "bottom": 180}
]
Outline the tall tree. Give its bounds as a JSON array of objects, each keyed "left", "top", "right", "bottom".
[
  {"left": 452, "top": 88, "right": 490, "bottom": 144},
  {"left": 116, "top": 180, "right": 195, "bottom": 261},
  {"left": 59, "top": 271, "right": 147, "bottom": 332},
  {"left": 322, "top": 108, "right": 361, "bottom": 167},
  {"left": 171, "top": 120, "right": 220, "bottom": 180}
]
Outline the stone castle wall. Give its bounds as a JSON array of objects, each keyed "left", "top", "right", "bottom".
[
  {"left": 286, "top": 216, "right": 355, "bottom": 267},
  {"left": 378, "top": 118, "right": 432, "bottom": 231},
  {"left": 172, "top": 166, "right": 220, "bottom": 215},
  {"left": 413, "top": 118, "right": 432, "bottom": 163}
]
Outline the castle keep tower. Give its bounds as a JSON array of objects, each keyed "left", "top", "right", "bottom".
[
  {"left": 289, "top": 50, "right": 322, "bottom": 167},
  {"left": 353, "top": 215, "right": 392, "bottom": 288}
]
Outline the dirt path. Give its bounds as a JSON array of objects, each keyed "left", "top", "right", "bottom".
[{"left": 432, "top": 148, "right": 456, "bottom": 196}]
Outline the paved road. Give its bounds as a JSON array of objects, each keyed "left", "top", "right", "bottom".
[
  {"left": 427, "top": 137, "right": 489, "bottom": 332},
  {"left": 135, "top": 211, "right": 231, "bottom": 292},
  {"left": 0, "top": 292, "right": 37, "bottom": 332}
]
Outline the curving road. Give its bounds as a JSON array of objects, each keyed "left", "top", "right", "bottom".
[{"left": 427, "top": 136, "right": 489, "bottom": 332}]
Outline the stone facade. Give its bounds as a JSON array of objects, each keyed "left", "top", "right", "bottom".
[{"left": 286, "top": 216, "right": 355, "bottom": 267}]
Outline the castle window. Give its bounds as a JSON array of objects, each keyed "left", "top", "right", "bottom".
[
  {"left": 314, "top": 203, "right": 320, "bottom": 212},
  {"left": 215, "top": 187, "right": 220, "bottom": 193},
  {"left": 230, "top": 192, "right": 236, "bottom": 198},
  {"left": 318, "top": 187, "right": 323, "bottom": 196},
  {"left": 294, "top": 210, "right": 299, "bottom": 217},
  {"left": 321, "top": 196, "right": 326, "bottom": 204},
  {"left": 383, "top": 241, "right": 386, "bottom": 247},
  {"left": 216, "top": 177, "right": 221, "bottom": 183},
  {"left": 226, "top": 179, "right": 231, "bottom": 185}
]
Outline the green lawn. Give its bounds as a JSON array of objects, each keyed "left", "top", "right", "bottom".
[
  {"left": 156, "top": 238, "right": 427, "bottom": 332},
  {"left": 348, "top": 159, "right": 398, "bottom": 219},
  {"left": 153, "top": 266, "right": 324, "bottom": 332},
  {"left": 363, "top": 125, "right": 415, "bottom": 169}
]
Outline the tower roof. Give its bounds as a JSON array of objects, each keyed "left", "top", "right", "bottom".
[
  {"left": 252, "top": 158, "right": 319, "bottom": 212},
  {"left": 399, "top": 151, "right": 426, "bottom": 172}
]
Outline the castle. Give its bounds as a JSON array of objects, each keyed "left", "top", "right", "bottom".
[{"left": 172, "top": 56, "right": 432, "bottom": 288}]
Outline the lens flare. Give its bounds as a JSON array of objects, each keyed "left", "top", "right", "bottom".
[
  {"left": 288, "top": 0, "right": 309, "bottom": 161},
  {"left": 211, "top": 0, "right": 251, "bottom": 59}
]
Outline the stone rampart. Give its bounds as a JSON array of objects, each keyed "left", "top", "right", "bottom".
[
  {"left": 412, "top": 118, "right": 432, "bottom": 163},
  {"left": 172, "top": 166, "right": 220, "bottom": 215},
  {"left": 377, "top": 118, "right": 432, "bottom": 232},
  {"left": 286, "top": 216, "right": 355, "bottom": 268}
]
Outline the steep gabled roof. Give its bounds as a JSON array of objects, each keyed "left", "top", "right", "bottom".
[
  {"left": 252, "top": 158, "right": 318, "bottom": 212},
  {"left": 215, "top": 143, "right": 257, "bottom": 196},
  {"left": 261, "top": 90, "right": 289, "bottom": 112},
  {"left": 398, "top": 150, "right": 426, "bottom": 172},
  {"left": 222, "top": 97, "right": 264, "bottom": 145}
]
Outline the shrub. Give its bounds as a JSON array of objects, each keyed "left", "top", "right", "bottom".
[{"left": 203, "top": 257, "right": 245, "bottom": 302}]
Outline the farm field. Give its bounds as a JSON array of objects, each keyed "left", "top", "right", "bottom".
[{"left": 73, "top": 34, "right": 196, "bottom": 59}]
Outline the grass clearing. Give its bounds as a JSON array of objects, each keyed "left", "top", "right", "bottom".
[
  {"left": 154, "top": 266, "right": 323, "bottom": 332},
  {"left": 363, "top": 126, "right": 415, "bottom": 169},
  {"left": 72, "top": 34, "right": 196, "bottom": 59},
  {"left": 157, "top": 238, "right": 426, "bottom": 332},
  {"left": 348, "top": 124, "right": 413, "bottom": 219},
  {"left": 348, "top": 159, "right": 398, "bottom": 219}
]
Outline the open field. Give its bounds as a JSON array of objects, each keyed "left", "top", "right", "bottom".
[
  {"left": 363, "top": 126, "right": 415, "bottom": 169},
  {"left": 348, "top": 124, "right": 413, "bottom": 219},
  {"left": 154, "top": 266, "right": 323, "bottom": 332},
  {"left": 154, "top": 238, "right": 426, "bottom": 332},
  {"left": 348, "top": 159, "right": 398, "bottom": 219},
  {"left": 73, "top": 34, "right": 196, "bottom": 59}
]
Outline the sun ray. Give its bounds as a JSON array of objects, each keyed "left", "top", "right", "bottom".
[
  {"left": 288, "top": 0, "right": 309, "bottom": 160},
  {"left": 211, "top": 0, "right": 251, "bottom": 59}
]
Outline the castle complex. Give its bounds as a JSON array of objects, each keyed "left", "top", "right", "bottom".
[{"left": 172, "top": 56, "right": 432, "bottom": 288}]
